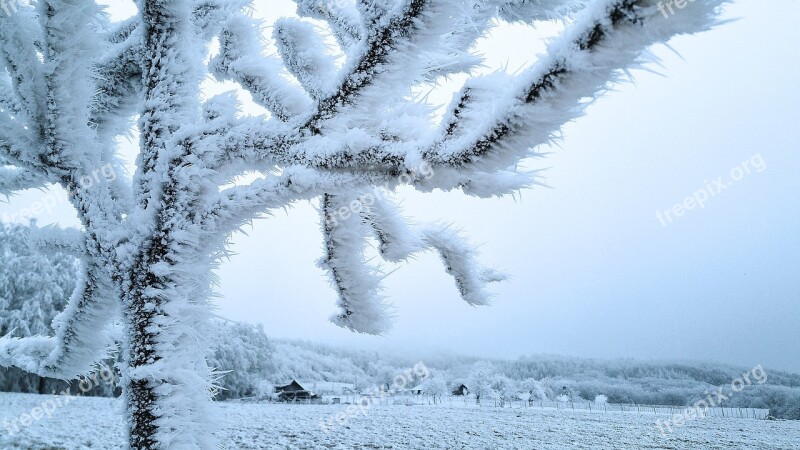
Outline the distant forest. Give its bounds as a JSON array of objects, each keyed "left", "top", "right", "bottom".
[{"left": 265, "top": 339, "right": 800, "bottom": 419}]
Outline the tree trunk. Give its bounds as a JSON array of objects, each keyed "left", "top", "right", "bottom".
[
  {"left": 122, "top": 0, "right": 212, "bottom": 445},
  {"left": 121, "top": 248, "right": 215, "bottom": 449},
  {"left": 122, "top": 267, "right": 162, "bottom": 449}
]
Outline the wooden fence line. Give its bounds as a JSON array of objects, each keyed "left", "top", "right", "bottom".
[
  {"left": 374, "top": 397, "right": 770, "bottom": 420},
  {"left": 253, "top": 396, "right": 770, "bottom": 420}
]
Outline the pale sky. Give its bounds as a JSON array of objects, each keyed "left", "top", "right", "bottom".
[{"left": 2, "top": 1, "right": 798, "bottom": 372}]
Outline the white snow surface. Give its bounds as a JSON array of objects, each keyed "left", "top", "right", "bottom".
[{"left": 0, "top": 393, "right": 798, "bottom": 449}]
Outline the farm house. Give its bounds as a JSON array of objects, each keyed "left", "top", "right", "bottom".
[
  {"left": 452, "top": 384, "right": 470, "bottom": 396},
  {"left": 274, "top": 381, "right": 319, "bottom": 402}
]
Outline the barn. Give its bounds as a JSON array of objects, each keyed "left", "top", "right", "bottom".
[
  {"left": 452, "top": 384, "right": 469, "bottom": 396},
  {"left": 274, "top": 380, "right": 319, "bottom": 402}
]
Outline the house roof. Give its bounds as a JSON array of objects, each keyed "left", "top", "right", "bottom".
[{"left": 275, "top": 380, "right": 308, "bottom": 392}]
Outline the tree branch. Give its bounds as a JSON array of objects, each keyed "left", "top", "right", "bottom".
[
  {"left": 295, "top": 0, "right": 363, "bottom": 50},
  {"left": 320, "top": 193, "right": 392, "bottom": 335},
  {"left": 425, "top": 0, "right": 729, "bottom": 172},
  {"left": 359, "top": 195, "right": 504, "bottom": 306},
  {"left": 27, "top": 224, "right": 87, "bottom": 258},
  {"left": 91, "top": 30, "right": 143, "bottom": 137},
  {"left": 273, "top": 18, "right": 338, "bottom": 100},
  {"left": 201, "top": 167, "right": 394, "bottom": 238},
  {"left": 0, "top": 7, "right": 46, "bottom": 135},
  {"left": 0, "top": 259, "right": 117, "bottom": 379},
  {"left": 0, "top": 166, "right": 49, "bottom": 196},
  {"left": 210, "top": 15, "right": 312, "bottom": 121}
]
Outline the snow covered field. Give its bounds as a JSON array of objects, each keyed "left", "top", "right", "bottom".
[{"left": 0, "top": 393, "right": 798, "bottom": 449}]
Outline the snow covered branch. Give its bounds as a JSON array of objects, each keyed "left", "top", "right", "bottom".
[
  {"left": 0, "top": 6, "right": 46, "bottom": 134},
  {"left": 202, "top": 167, "right": 394, "bottom": 237},
  {"left": 211, "top": 15, "right": 312, "bottom": 121},
  {"left": 91, "top": 29, "right": 143, "bottom": 137},
  {"left": 320, "top": 193, "right": 392, "bottom": 335},
  {"left": 0, "top": 166, "right": 48, "bottom": 195},
  {"left": 359, "top": 196, "right": 504, "bottom": 306},
  {"left": 295, "top": 0, "right": 362, "bottom": 49},
  {"left": 42, "top": 259, "right": 118, "bottom": 377},
  {"left": 38, "top": 0, "right": 105, "bottom": 172},
  {"left": 360, "top": 192, "right": 426, "bottom": 263},
  {"left": 26, "top": 225, "right": 86, "bottom": 257},
  {"left": 0, "top": 258, "right": 116, "bottom": 379},
  {"left": 198, "top": 0, "right": 728, "bottom": 199},
  {"left": 425, "top": 0, "right": 729, "bottom": 172},
  {"left": 273, "top": 18, "right": 338, "bottom": 100},
  {"left": 422, "top": 225, "right": 506, "bottom": 306},
  {"left": 0, "top": 110, "right": 48, "bottom": 178},
  {"left": 313, "top": 188, "right": 507, "bottom": 333},
  {"left": 309, "top": 0, "right": 488, "bottom": 126}
]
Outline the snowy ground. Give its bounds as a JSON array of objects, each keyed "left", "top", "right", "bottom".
[{"left": 0, "top": 393, "right": 798, "bottom": 449}]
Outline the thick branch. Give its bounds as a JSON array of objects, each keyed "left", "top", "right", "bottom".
[{"left": 426, "top": 0, "right": 729, "bottom": 172}]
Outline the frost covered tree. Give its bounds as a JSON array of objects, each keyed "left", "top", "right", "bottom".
[
  {"left": 468, "top": 360, "right": 496, "bottom": 404},
  {"left": 206, "top": 320, "right": 273, "bottom": 399},
  {"left": 519, "top": 377, "right": 548, "bottom": 402},
  {"left": 491, "top": 374, "right": 518, "bottom": 405},
  {"left": 0, "top": 0, "right": 728, "bottom": 447},
  {"left": 425, "top": 370, "right": 450, "bottom": 403},
  {"left": 0, "top": 223, "right": 77, "bottom": 339},
  {"left": 0, "top": 223, "right": 77, "bottom": 394}
]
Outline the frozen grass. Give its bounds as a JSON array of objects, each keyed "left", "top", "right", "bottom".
[{"left": 0, "top": 393, "right": 798, "bottom": 449}]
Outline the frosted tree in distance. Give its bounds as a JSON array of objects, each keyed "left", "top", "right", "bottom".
[{"left": 0, "top": 0, "right": 728, "bottom": 447}]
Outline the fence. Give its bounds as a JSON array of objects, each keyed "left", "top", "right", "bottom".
[
  {"left": 244, "top": 396, "right": 770, "bottom": 420},
  {"left": 521, "top": 401, "right": 769, "bottom": 419},
  {"left": 373, "top": 396, "right": 770, "bottom": 420}
]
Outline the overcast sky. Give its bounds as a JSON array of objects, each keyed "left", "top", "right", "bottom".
[{"left": 2, "top": 1, "right": 798, "bottom": 373}]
